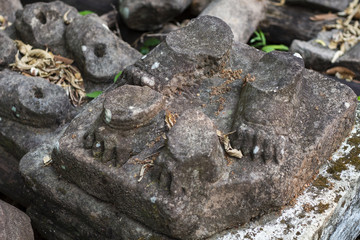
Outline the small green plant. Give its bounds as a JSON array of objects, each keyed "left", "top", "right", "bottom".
[
  {"left": 250, "top": 30, "right": 289, "bottom": 53},
  {"left": 358, "top": 96, "right": 360, "bottom": 101},
  {"left": 140, "top": 38, "right": 161, "bottom": 55},
  {"left": 79, "top": 10, "right": 95, "bottom": 16},
  {"left": 86, "top": 71, "right": 122, "bottom": 99},
  {"left": 114, "top": 71, "right": 123, "bottom": 83},
  {"left": 86, "top": 91, "right": 102, "bottom": 98}
]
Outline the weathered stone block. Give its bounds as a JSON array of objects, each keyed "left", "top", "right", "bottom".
[
  {"left": 15, "top": 1, "right": 78, "bottom": 57},
  {"left": 119, "top": 0, "right": 192, "bottom": 31},
  {"left": 200, "top": 0, "right": 267, "bottom": 43},
  {"left": 47, "top": 16, "right": 357, "bottom": 239},
  {"left": 65, "top": 13, "right": 141, "bottom": 84},
  {"left": 0, "top": 70, "right": 73, "bottom": 158},
  {"left": 0, "top": 70, "right": 71, "bottom": 128}
]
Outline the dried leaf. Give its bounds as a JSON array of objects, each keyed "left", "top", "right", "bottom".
[
  {"left": 14, "top": 40, "right": 32, "bottom": 55},
  {"left": 326, "top": 66, "right": 356, "bottom": 76},
  {"left": 331, "top": 50, "right": 344, "bottom": 63},
  {"left": 310, "top": 13, "right": 338, "bottom": 21},
  {"left": 43, "top": 155, "right": 52, "bottom": 166},
  {"left": 138, "top": 163, "right": 154, "bottom": 182},
  {"left": 54, "top": 55, "right": 74, "bottom": 65},
  {"left": 326, "top": 66, "right": 356, "bottom": 80},
  {"left": 314, "top": 39, "right": 327, "bottom": 47},
  {"left": 328, "top": 40, "right": 338, "bottom": 49},
  {"left": 165, "top": 110, "right": 178, "bottom": 129},
  {"left": 217, "top": 130, "right": 243, "bottom": 159}
]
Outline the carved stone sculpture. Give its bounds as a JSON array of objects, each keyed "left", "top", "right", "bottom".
[{"left": 44, "top": 16, "right": 356, "bottom": 239}]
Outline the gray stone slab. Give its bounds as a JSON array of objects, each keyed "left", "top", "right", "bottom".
[
  {"left": 119, "top": 0, "right": 192, "bottom": 31},
  {"left": 201, "top": 0, "right": 267, "bottom": 43},
  {"left": 0, "top": 199, "right": 34, "bottom": 240}
]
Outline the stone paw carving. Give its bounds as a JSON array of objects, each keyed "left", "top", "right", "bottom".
[
  {"left": 233, "top": 123, "right": 287, "bottom": 164},
  {"left": 83, "top": 85, "right": 165, "bottom": 167},
  {"left": 232, "top": 51, "right": 304, "bottom": 164}
]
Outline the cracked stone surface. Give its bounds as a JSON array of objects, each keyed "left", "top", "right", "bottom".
[{"left": 27, "top": 16, "right": 357, "bottom": 239}]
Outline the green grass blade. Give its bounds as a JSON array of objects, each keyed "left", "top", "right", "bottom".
[
  {"left": 114, "top": 71, "right": 123, "bottom": 83},
  {"left": 143, "top": 38, "right": 161, "bottom": 47},
  {"left": 79, "top": 10, "right": 95, "bottom": 16},
  {"left": 261, "top": 44, "right": 289, "bottom": 53},
  {"left": 86, "top": 91, "right": 102, "bottom": 98}
]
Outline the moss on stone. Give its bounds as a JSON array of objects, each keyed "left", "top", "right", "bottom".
[
  {"left": 315, "top": 202, "right": 330, "bottom": 214},
  {"left": 312, "top": 175, "right": 329, "bottom": 189}
]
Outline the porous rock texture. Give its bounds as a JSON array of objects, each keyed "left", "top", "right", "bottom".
[
  {"left": 118, "top": 0, "right": 192, "bottom": 31},
  {"left": 0, "top": 200, "right": 34, "bottom": 240},
  {"left": 15, "top": 1, "right": 79, "bottom": 57},
  {"left": 200, "top": 0, "right": 267, "bottom": 43},
  {"left": 16, "top": 15, "right": 357, "bottom": 240},
  {"left": 65, "top": 13, "right": 141, "bottom": 85}
]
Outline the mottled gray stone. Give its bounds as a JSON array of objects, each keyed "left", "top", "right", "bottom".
[
  {"left": 0, "top": 200, "right": 34, "bottom": 240},
  {"left": 47, "top": 16, "right": 356, "bottom": 239},
  {"left": 200, "top": 0, "right": 267, "bottom": 43},
  {"left": 0, "top": 70, "right": 71, "bottom": 128},
  {"left": 65, "top": 14, "right": 141, "bottom": 84},
  {"left": 286, "top": 0, "right": 352, "bottom": 11},
  {"left": 0, "top": 0, "right": 22, "bottom": 23},
  {"left": 291, "top": 30, "right": 360, "bottom": 77},
  {"left": 0, "top": 70, "right": 73, "bottom": 159},
  {"left": 0, "top": 31, "right": 17, "bottom": 69},
  {"left": 119, "top": 0, "right": 192, "bottom": 31},
  {"left": 15, "top": 1, "right": 78, "bottom": 57}
]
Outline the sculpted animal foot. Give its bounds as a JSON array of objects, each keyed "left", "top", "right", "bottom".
[{"left": 233, "top": 124, "right": 286, "bottom": 164}]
